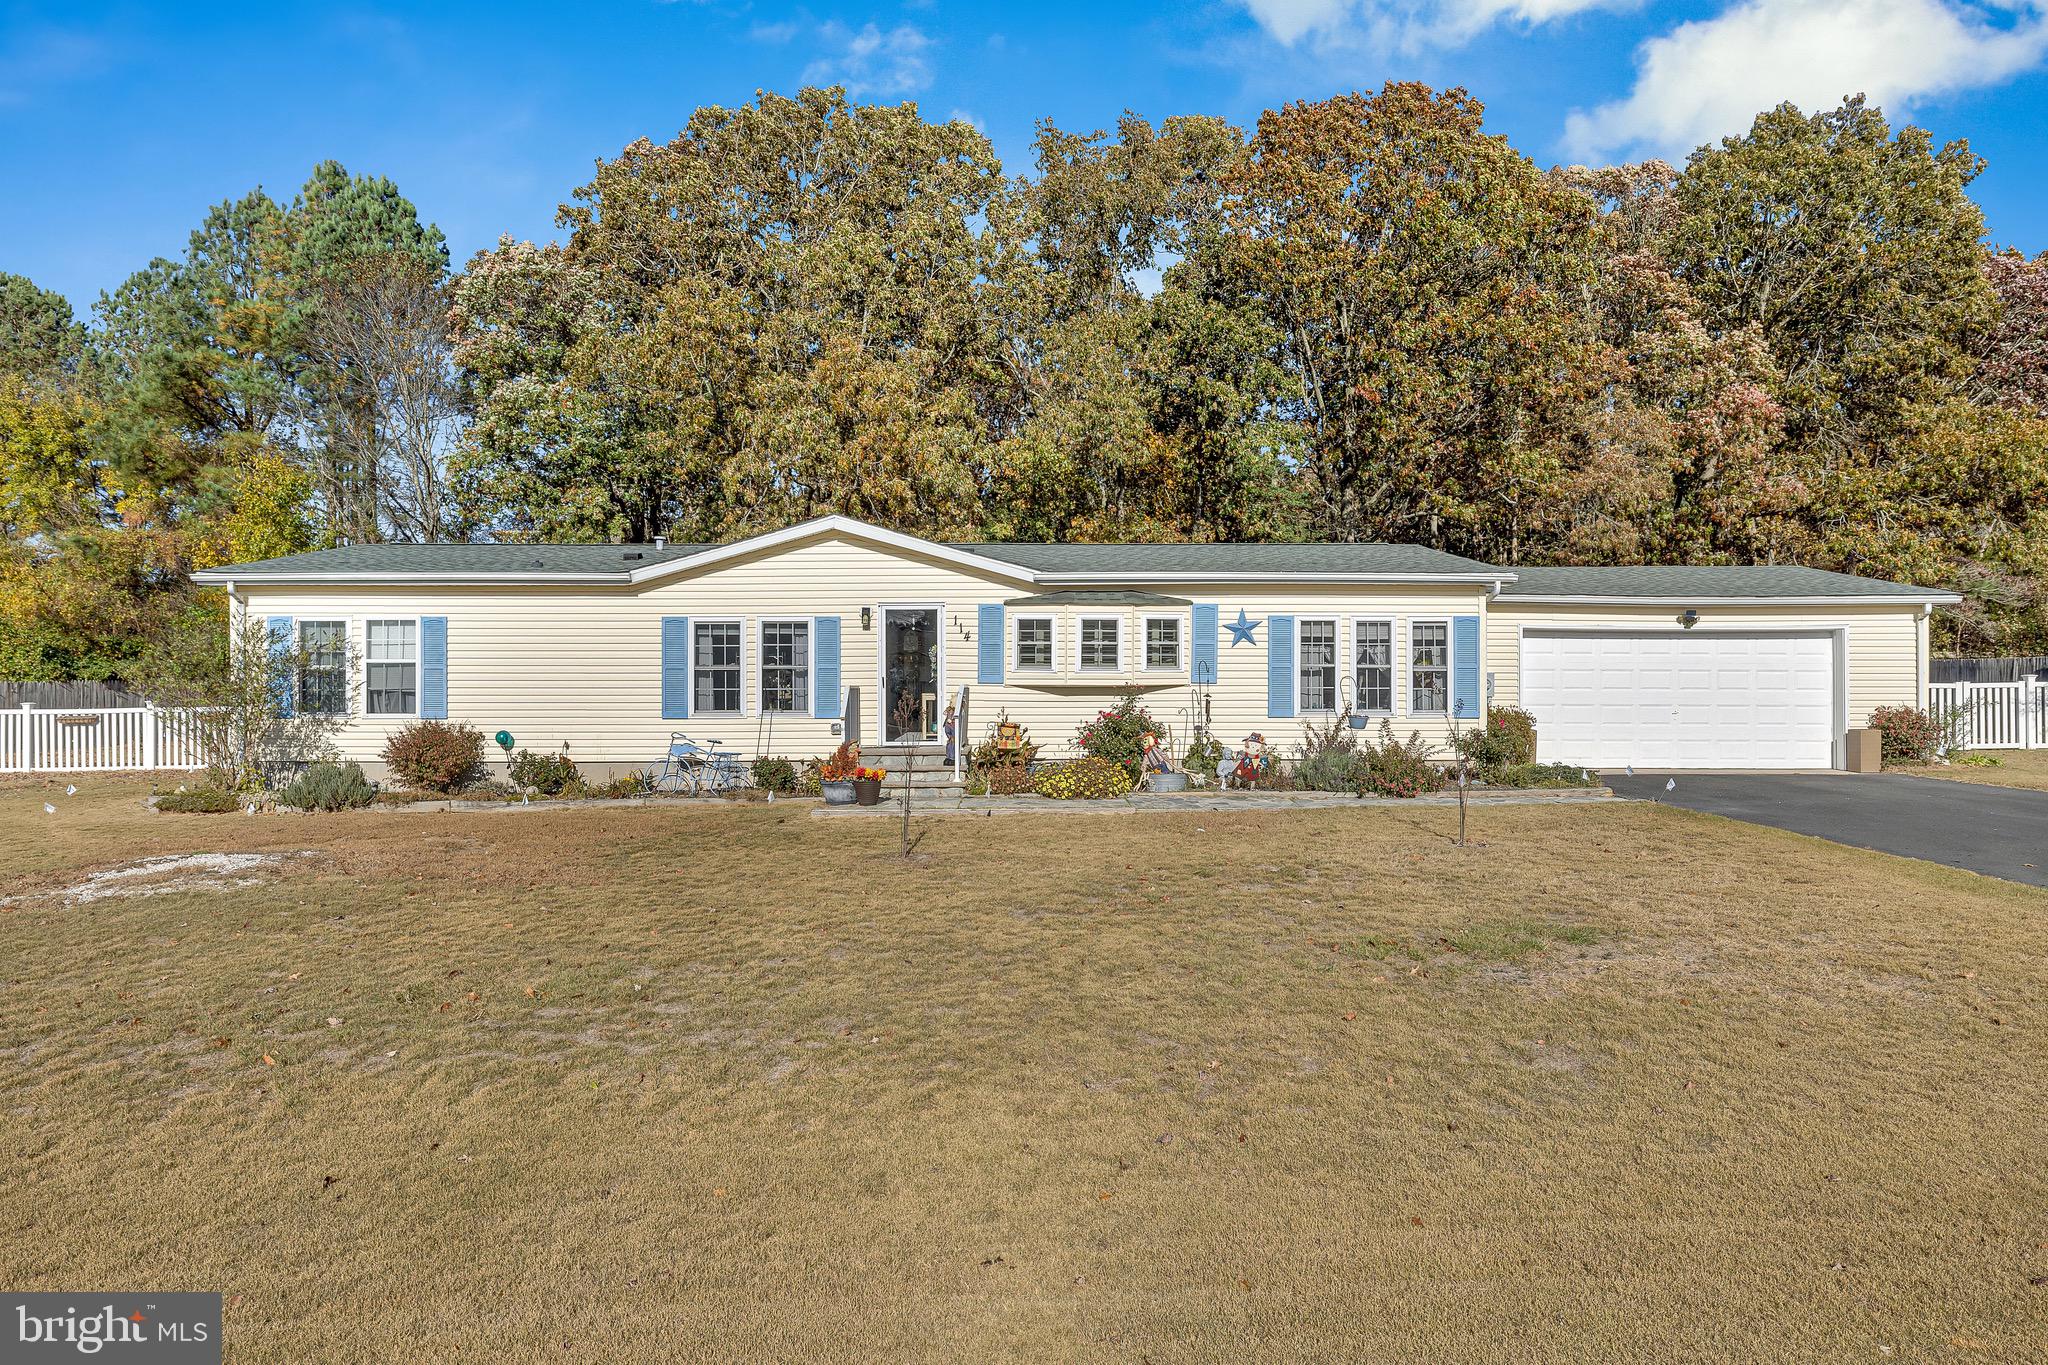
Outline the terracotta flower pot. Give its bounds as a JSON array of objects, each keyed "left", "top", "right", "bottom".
[
  {"left": 821, "top": 780, "right": 857, "bottom": 806},
  {"left": 852, "top": 777, "right": 882, "bottom": 805}
]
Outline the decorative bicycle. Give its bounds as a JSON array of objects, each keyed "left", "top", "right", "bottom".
[{"left": 649, "top": 733, "right": 746, "bottom": 795}]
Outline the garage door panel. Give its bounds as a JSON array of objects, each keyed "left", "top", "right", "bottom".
[{"left": 1523, "top": 631, "right": 1834, "bottom": 771}]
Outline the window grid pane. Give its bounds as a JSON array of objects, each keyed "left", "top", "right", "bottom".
[
  {"left": 365, "top": 620, "right": 417, "bottom": 715},
  {"left": 1015, "top": 618, "right": 1053, "bottom": 670},
  {"left": 1299, "top": 620, "right": 1337, "bottom": 711},
  {"left": 1411, "top": 622, "right": 1448, "bottom": 714},
  {"left": 1355, "top": 621, "right": 1393, "bottom": 713},
  {"left": 761, "top": 621, "right": 810, "bottom": 713},
  {"left": 694, "top": 622, "right": 742, "bottom": 713},
  {"left": 299, "top": 621, "right": 347, "bottom": 716},
  {"left": 1144, "top": 618, "right": 1180, "bottom": 669},
  {"left": 1079, "top": 619, "right": 1119, "bottom": 670}
]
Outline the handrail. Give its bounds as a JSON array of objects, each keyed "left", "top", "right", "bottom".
[{"left": 953, "top": 683, "right": 969, "bottom": 781}]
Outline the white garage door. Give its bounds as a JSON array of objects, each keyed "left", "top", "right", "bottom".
[{"left": 1521, "top": 631, "right": 1836, "bottom": 770}]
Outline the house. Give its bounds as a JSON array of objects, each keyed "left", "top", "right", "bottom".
[{"left": 191, "top": 515, "right": 1960, "bottom": 776}]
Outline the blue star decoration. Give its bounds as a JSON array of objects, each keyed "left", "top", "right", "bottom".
[{"left": 1226, "top": 609, "right": 1262, "bottom": 647}]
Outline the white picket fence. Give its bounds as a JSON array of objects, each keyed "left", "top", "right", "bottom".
[
  {"left": 0, "top": 705, "right": 211, "bottom": 773},
  {"left": 1928, "top": 680, "right": 2048, "bottom": 750}
]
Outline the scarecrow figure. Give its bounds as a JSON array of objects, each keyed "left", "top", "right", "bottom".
[
  {"left": 942, "top": 701, "right": 958, "bottom": 766},
  {"left": 1232, "top": 732, "right": 1271, "bottom": 788},
  {"left": 1139, "top": 730, "right": 1172, "bottom": 775}
]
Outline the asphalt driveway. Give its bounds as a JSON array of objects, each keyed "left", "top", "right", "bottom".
[{"left": 1605, "top": 772, "right": 2048, "bottom": 888}]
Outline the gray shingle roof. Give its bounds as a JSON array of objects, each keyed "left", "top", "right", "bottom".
[
  {"left": 951, "top": 542, "right": 1501, "bottom": 576},
  {"left": 1500, "top": 566, "right": 1956, "bottom": 600},
  {"left": 1005, "top": 589, "right": 1192, "bottom": 606},
  {"left": 196, "top": 542, "right": 708, "bottom": 577}
]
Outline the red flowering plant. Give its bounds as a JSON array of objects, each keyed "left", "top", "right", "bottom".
[
  {"left": 1074, "top": 691, "right": 1165, "bottom": 780},
  {"left": 853, "top": 765, "right": 888, "bottom": 782}
]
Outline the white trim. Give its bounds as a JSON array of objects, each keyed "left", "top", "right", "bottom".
[
  {"left": 875, "top": 602, "right": 946, "bottom": 746},
  {"left": 1034, "top": 571, "right": 1510, "bottom": 586},
  {"left": 295, "top": 618, "right": 350, "bottom": 718},
  {"left": 757, "top": 617, "right": 814, "bottom": 717},
  {"left": 362, "top": 615, "right": 422, "bottom": 719},
  {"left": 1294, "top": 617, "right": 1340, "bottom": 713},
  {"left": 633, "top": 517, "right": 1033, "bottom": 586},
  {"left": 1139, "top": 612, "right": 1185, "bottom": 673},
  {"left": 1351, "top": 616, "right": 1396, "bottom": 715},
  {"left": 689, "top": 617, "right": 746, "bottom": 717},
  {"left": 1408, "top": 617, "right": 1451, "bottom": 716},
  {"left": 1011, "top": 612, "right": 1058, "bottom": 673},
  {"left": 1075, "top": 614, "right": 1123, "bottom": 672},
  {"left": 1499, "top": 594, "right": 1959, "bottom": 607}
]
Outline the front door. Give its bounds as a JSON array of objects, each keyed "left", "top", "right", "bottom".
[{"left": 881, "top": 607, "right": 940, "bottom": 743}]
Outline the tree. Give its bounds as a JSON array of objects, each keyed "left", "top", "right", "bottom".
[
  {"left": 1978, "top": 250, "right": 2048, "bottom": 417},
  {"left": 0, "top": 273, "right": 88, "bottom": 378},
  {"left": 1205, "top": 84, "right": 1607, "bottom": 561}
]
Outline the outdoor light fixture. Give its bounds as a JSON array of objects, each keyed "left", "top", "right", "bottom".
[
  {"left": 861, "top": 607, "right": 872, "bottom": 630},
  {"left": 1682, "top": 609, "right": 1700, "bottom": 628}
]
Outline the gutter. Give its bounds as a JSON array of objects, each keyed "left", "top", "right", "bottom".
[{"left": 1497, "top": 593, "right": 1963, "bottom": 607}]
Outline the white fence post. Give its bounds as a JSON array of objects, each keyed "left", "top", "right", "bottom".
[
  {"left": 145, "top": 706, "right": 159, "bottom": 770},
  {"left": 20, "top": 703, "right": 33, "bottom": 771}
]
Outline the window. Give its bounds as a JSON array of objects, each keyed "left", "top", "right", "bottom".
[
  {"left": 693, "top": 621, "right": 742, "bottom": 713},
  {"left": 366, "top": 619, "right": 418, "bottom": 716},
  {"left": 1143, "top": 616, "right": 1182, "bottom": 671},
  {"left": 298, "top": 621, "right": 347, "bottom": 716},
  {"left": 1014, "top": 615, "right": 1055, "bottom": 671},
  {"left": 1298, "top": 619, "right": 1338, "bottom": 711},
  {"left": 1410, "top": 620, "right": 1449, "bottom": 714},
  {"left": 760, "top": 620, "right": 810, "bottom": 713},
  {"left": 1354, "top": 619, "right": 1393, "bottom": 713},
  {"left": 1078, "top": 616, "right": 1121, "bottom": 670}
]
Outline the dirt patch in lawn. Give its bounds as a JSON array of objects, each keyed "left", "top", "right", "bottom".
[
  {"left": 0, "top": 776, "right": 2042, "bottom": 1362},
  {"left": 2, "top": 851, "right": 314, "bottom": 908}
]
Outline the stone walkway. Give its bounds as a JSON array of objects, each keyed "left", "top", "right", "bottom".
[{"left": 809, "top": 787, "right": 1615, "bottom": 817}]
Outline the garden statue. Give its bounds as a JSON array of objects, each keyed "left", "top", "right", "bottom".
[
  {"left": 943, "top": 702, "right": 958, "bottom": 766},
  {"left": 1232, "top": 732, "right": 1271, "bottom": 788}
]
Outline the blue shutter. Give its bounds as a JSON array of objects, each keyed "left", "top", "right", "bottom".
[
  {"left": 662, "top": 617, "right": 690, "bottom": 720},
  {"left": 1191, "top": 603, "right": 1218, "bottom": 686},
  {"left": 1267, "top": 614, "right": 1295, "bottom": 719},
  {"left": 1452, "top": 615, "right": 1481, "bottom": 721},
  {"left": 419, "top": 617, "right": 448, "bottom": 719},
  {"left": 266, "top": 616, "right": 294, "bottom": 718},
  {"left": 813, "top": 616, "right": 841, "bottom": 719},
  {"left": 978, "top": 604, "right": 1005, "bottom": 685}
]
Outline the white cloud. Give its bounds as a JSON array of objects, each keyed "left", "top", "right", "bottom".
[
  {"left": 1564, "top": 0, "right": 2048, "bottom": 161},
  {"left": 1239, "top": 0, "right": 1628, "bottom": 50},
  {"left": 801, "top": 22, "right": 934, "bottom": 98}
]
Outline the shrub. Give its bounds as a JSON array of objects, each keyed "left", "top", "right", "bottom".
[
  {"left": 752, "top": 756, "right": 798, "bottom": 792},
  {"left": 381, "top": 720, "right": 486, "bottom": 792},
  {"left": 794, "top": 761, "right": 823, "bottom": 797},
  {"left": 969, "top": 711, "right": 1039, "bottom": 770},
  {"left": 819, "top": 740, "right": 861, "bottom": 782},
  {"left": 594, "top": 773, "right": 648, "bottom": 799},
  {"left": 1457, "top": 706, "right": 1538, "bottom": 778},
  {"left": 1182, "top": 735, "right": 1225, "bottom": 783},
  {"left": 281, "top": 760, "right": 376, "bottom": 811},
  {"left": 985, "top": 764, "right": 1035, "bottom": 795},
  {"left": 156, "top": 787, "right": 239, "bottom": 814},
  {"left": 1075, "top": 692, "right": 1164, "bottom": 779},
  {"left": 509, "top": 748, "right": 579, "bottom": 795},
  {"left": 1294, "top": 715, "right": 1360, "bottom": 792},
  {"left": 1032, "top": 757, "right": 1137, "bottom": 800},
  {"left": 1355, "top": 720, "right": 1448, "bottom": 798},
  {"left": 1489, "top": 762, "right": 1600, "bottom": 789},
  {"left": 1296, "top": 748, "right": 1359, "bottom": 792},
  {"left": 1868, "top": 705, "right": 1943, "bottom": 765}
]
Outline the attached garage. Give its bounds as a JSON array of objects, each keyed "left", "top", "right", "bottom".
[{"left": 1520, "top": 629, "right": 1840, "bottom": 770}]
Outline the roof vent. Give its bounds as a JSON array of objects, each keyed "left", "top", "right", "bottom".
[
  {"left": 652, "top": 535, "right": 668, "bottom": 550},
  {"left": 622, "top": 551, "right": 644, "bottom": 561},
  {"left": 529, "top": 558, "right": 544, "bottom": 569}
]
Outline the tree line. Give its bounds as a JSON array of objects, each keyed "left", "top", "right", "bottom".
[{"left": 3, "top": 83, "right": 2044, "bottom": 681}]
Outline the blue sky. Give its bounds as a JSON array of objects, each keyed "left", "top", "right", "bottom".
[{"left": 4, "top": 0, "right": 2045, "bottom": 312}]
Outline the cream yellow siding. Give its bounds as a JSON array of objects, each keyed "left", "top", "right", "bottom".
[
  {"left": 234, "top": 530, "right": 1495, "bottom": 772},
  {"left": 1487, "top": 599, "right": 1929, "bottom": 728}
]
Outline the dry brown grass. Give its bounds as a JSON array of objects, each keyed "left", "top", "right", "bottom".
[
  {"left": 2, "top": 774, "right": 2044, "bottom": 1362},
  {"left": 1897, "top": 749, "right": 2048, "bottom": 793}
]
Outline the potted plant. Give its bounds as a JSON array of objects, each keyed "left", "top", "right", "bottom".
[
  {"left": 819, "top": 741, "right": 860, "bottom": 805},
  {"left": 852, "top": 764, "right": 887, "bottom": 805}
]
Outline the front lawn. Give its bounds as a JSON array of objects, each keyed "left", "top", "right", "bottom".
[
  {"left": 2, "top": 777, "right": 2043, "bottom": 1361},
  {"left": 1896, "top": 748, "right": 2048, "bottom": 793}
]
